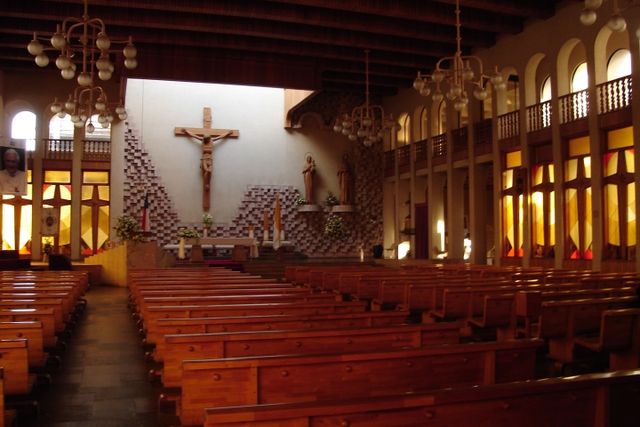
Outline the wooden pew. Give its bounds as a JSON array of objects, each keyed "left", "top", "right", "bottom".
[
  {"left": 148, "top": 310, "right": 411, "bottom": 347},
  {"left": 203, "top": 369, "right": 640, "bottom": 427},
  {"left": 180, "top": 339, "right": 542, "bottom": 425},
  {"left": 0, "top": 308, "right": 57, "bottom": 349},
  {"left": 141, "top": 301, "right": 368, "bottom": 329},
  {"left": 160, "top": 322, "right": 462, "bottom": 387},
  {"left": 0, "top": 339, "right": 31, "bottom": 396},
  {"left": 536, "top": 296, "right": 637, "bottom": 365},
  {"left": 575, "top": 308, "right": 640, "bottom": 370},
  {"left": 0, "top": 322, "right": 46, "bottom": 369}
]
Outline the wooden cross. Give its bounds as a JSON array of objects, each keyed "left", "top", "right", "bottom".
[{"left": 175, "top": 107, "right": 239, "bottom": 212}]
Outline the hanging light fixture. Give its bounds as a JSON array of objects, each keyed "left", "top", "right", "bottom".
[
  {"left": 412, "top": 0, "right": 504, "bottom": 111},
  {"left": 333, "top": 50, "right": 393, "bottom": 147},
  {"left": 28, "top": 0, "right": 134, "bottom": 133},
  {"left": 50, "top": 80, "right": 127, "bottom": 133},
  {"left": 26, "top": 0, "right": 137, "bottom": 84},
  {"left": 579, "top": 0, "right": 631, "bottom": 32}
]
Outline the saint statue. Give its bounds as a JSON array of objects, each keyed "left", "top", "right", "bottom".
[
  {"left": 302, "top": 154, "right": 316, "bottom": 204},
  {"left": 337, "top": 154, "right": 352, "bottom": 205}
]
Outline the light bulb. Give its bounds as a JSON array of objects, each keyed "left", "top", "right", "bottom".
[
  {"left": 123, "top": 42, "right": 137, "bottom": 59},
  {"left": 124, "top": 58, "right": 138, "bottom": 69},
  {"left": 432, "top": 69, "right": 445, "bottom": 83},
  {"left": 579, "top": 8, "right": 597, "bottom": 26},
  {"left": 77, "top": 72, "right": 92, "bottom": 87},
  {"left": 419, "top": 86, "right": 431, "bottom": 97},
  {"left": 74, "top": 120, "right": 84, "bottom": 128},
  {"left": 35, "top": 53, "right": 49, "bottom": 67},
  {"left": 363, "top": 138, "right": 373, "bottom": 147},
  {"left": 607, "top": 14, "right": 626, "bottom": 32},
  {"left": 118, "top": 112, "right": 128, "bottom": 120},
  {"left": 115, "top": 106, "right": 126, "bottom": 115},
  {"left": 432, "top": 91, "right": 444, "bottom": 103},
  {"left": 65, "top": 98, "right": 76, "bottom": 111},
  {"left": 333, "top": 124, "right": 342, "bottom": 133},
  {"left": 55, "top": 54, "right": 70, "bottom": 70},
  {"left": 70, "top": 114, "right": 80, "bottom": 123},
  {"left": 57, "top": 111, "right": 66, "bottom": 118},
  {"left": 348, "top": 133, "right": 357, "bottom": 141},
  {"left": 491, "top": 72, "right": 503, "bottom": 85},
  {"left": 27, "top": 38, "right": 43, "bottom": 56},
  {"left": 98, "top": 68, "right": 113, "bottom": 79},
  {"left": 413, "top": 76, "right": 425, "bottom": 91},
  {"left": 50, "top": 101, "right": 62, "bottom": 114},
  {"left": 357, "top": 128, "right": 367, "bottom": 138},
  {"left": 341, "top": 128, "right": 350, "bottom": 135},
  {"left": 96, "top": 32, "right": 111, "bottom": 50},
  {"left": 50, "top": 31, "right": 66, "bottom": 50},
  {"left": 96, "top": 55, "right": 111, "bottom": 71},
  {"left": 462, "top": 67, "right": 474, "bottom": 81},
  {"left": 101, "top": 122, "right": 109, "bottom": 129},
  {"left": 473, "top": 87, "right": 488, "bottom": 100},
  {"left": 86, "top": 122, "right": 95, "bottom": 134},
  {"left": 98, "top": 114, "right": 107, "bottom": 124},
  {"left": 362, "top": 117, "right": 372, "bottom": 127},
  {"left": 61, "top": 67, "right": 75, "bottom": 80},
  {"left": 106, "top": 114, "right": 114, "bottom": 123}
]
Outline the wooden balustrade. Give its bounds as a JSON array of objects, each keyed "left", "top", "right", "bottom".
[
  {"left": 527, "top": 101, "right": 552, "bottom": 132},
  {"left": 559, "top": 89, "right": 589, "bottom": 124},
  {"left": 43, "top": 138, "right": 73, "bottom": 160},
  {"left": 497, "top": 111, "right": 519, "bottom": 140},
  {"left": 397, "top": 145, "right": 410, "bottom": 174},
  {"left": 474, "top": 119, "right": 492, "bottom": 155},
  {"left": 432, "top": 133, "right": 447, "bottom": 165},
  {"left": 82, "top": 139, "right": 111, "bottom": 161},
  {"left": 598, "top": 75, "right": 632, "bottom": 114}
]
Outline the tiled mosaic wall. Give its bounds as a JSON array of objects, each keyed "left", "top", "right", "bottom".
[{"left": 123, "top": 119, "right": 383, "bottom": 257}]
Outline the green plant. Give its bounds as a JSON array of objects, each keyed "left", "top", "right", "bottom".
[
  {"left": 114, "top": 214, "right": 143, "bottom": 242},
  {"left": 325, "top": 191, "right": 338, "bottom": 207},
  {"left": 294, "top": 194, "right": 306, "bottom": 206},
  {"left": 177, "top": 228, "right": 201, "bottom": 239},
  {"left": 202, "top": 212, "right": 214, "bottom": 228},
  {"left": 324, "top": 214, "right": 345, "bottom": 239}
]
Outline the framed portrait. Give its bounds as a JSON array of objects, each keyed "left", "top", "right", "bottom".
[{"left": 0, "top": 143, "right": 27, "bottom": 196}]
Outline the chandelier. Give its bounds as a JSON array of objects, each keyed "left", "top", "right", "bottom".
[
  {"left": 412, "top": 0, "right": 504, "bottom": 111},
  {"left": 332, "top": 50, "right": 393, "bottom": 147},
  {"left": 579, "top": 0, "right": 632, "bottom": 31},
  {"left": 26, "top": 0, "right": 135, "bottom": 132}
]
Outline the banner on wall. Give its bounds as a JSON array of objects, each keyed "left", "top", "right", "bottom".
[
  {"left": 41, "top": 207, "right": 59, "bottom": 236},
  {"left": 0, "top": 140, "right": 27, "bottom": 196}
]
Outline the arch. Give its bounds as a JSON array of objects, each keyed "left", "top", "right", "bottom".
[
  {"left": 396, "top": 112, "right": 410, "bottom": 146},
  {"left": 49, "top": 114, "right": 74, "bottom": 140},
  {"left": 607, "top": 48, "right": 631, "bottom": 80},
  {"left": 594, "top": 24, "right": 629, "bottom": 84},
  {"left": 418, "top": 106, "right": 429, "bottom": 141},
  {"left": 11, "top": 111, "right": 37, "bottom": 150},
  {"left": 524, "top": 53, "right": 547, "bottom": 106},
  {"left": 556, "top": 38, "right": 584, "bottom": 96},
  {"left": 571, "top": 62, "right": 589, "bottom": 92}
]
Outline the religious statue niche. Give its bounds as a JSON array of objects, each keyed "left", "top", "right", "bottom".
[
  {"left": 175, "top": 107, "right": 239, "bottom": 212},
  {"left": 298, "top": 153, "right": 321, "bottom": 212},
  {"left": 332, "top": 153, "right": 354, "bottom": 213}
]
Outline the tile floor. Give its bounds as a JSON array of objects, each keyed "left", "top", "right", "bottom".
[{"left": 32, "top": 285, "right": 161, "bottom": 427}]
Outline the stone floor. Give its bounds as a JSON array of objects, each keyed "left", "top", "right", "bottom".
[{"left": 31, "top": 285, "right": 161, "bottom": 427}]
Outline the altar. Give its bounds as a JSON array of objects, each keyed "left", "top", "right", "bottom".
[{"left": 164, "top": 237, "right": 259, "bottom": 262}]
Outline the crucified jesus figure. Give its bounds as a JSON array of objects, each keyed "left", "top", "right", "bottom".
[
  {"left": 175, "top": 107, "right": 239, "bottom": 212},
  {"left": 179, "top": 128, "right": 232, "bottom": 196}
]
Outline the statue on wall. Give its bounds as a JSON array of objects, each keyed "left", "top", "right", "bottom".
[
  {"left": 337, "top": 154, "right": 352, "bottom": 205},
  {"left": 302, "top": 154, "right": 316, "bottom": 204}
]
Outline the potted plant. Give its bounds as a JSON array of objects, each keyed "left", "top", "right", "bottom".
[
  {"left": 325, "top": 191, "right": 339, "bottom": 209},
  {"left": 202, "top": 213, "right": 213, "bottom": 237},
  {"left": 114, "top": 214, "right": 143, "bottom": 243},
  {"left": 324, "top": 214, "right": 345, "bottom": 239}
]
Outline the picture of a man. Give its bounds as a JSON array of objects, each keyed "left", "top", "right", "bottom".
[{"left": 0, "top": 147, "right": 27, "bottom": 195}]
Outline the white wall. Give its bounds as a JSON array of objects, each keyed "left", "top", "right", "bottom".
[{"left": 118, "top": 79, "right": 351, "bottom": 225}]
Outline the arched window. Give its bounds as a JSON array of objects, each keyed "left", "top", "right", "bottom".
[
  {"left": 396, "top": 113, "right": 410, "bottom": 146},
  {"left": 86, "top": 114, "right": 111, "bottom": 141},
  {"left": 419, "top": 107, "right": 428, "bottom": 141},
  {"left": 540, "top": 76, "right": 552, "bottom": 102},
  {"left": 607, "top": 49, "right": 631, "bottom": 81},
  {"left": 49, "top": 114, "right": 74, "bottom": 140},
  {"left": 437, "top": 101, "right": 447, "bottom": 135},
  {"left": 11, "top": 111, "right": 36, "bottom": 151},
  {"left": 571, "top": 62, "right": 588, "bottom": 92}
]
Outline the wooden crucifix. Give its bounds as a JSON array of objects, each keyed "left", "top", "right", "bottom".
[{"left": 175, "top": 107, "right": 239, "bottom": 212}]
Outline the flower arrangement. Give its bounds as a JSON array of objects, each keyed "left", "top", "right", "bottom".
[
  {"left": 324, "top": 214, "right": 345, "bottom": 239},
  {"left": 294, "top": 194, "right": 306, "bottom": 206},
  {"left": 114, "top": 214, "right": 143, "bottom": 242},
  {"left": 177, "top": 228, "right": 201, "bottom": 239},
  {"left": 325, "top": 191, "right": 339, "bottom": 208},
  {"left": 202, "top": 212, "right": 214, "bottom": 228}
]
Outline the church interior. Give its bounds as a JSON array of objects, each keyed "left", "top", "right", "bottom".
[{"left": 0, "top": 0, "right": 640, "bottom": 425}]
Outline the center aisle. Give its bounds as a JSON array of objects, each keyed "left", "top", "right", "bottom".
[{"left": 37, "top": 285, "right": 159, "bottom": 427}]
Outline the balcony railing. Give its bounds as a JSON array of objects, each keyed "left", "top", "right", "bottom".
[
  {"left": 397, "top": 145, "right": 410, "bottom": 174},
  {"left": 497, "top": 111, "right": 519, "bottom": 140},
  {"left": 474, "top": 119, "right": 492, "bottom": 155},
  {"left": 44, "top": 138, "right": 73, "bottom": 160},
  {"left": 432, "top": 133, "right": 447, "bottom": 164},
  {"left": 43, "top": 138, "right": 111, "bottom": 161},
  {"left": 559, "top": 89, "right": 589, "bottom": 124},
  {"left": 384, "top": 150, "right": 395, "bottom": 177},
  {"left": 451, "top": 127, "right": 467, "bottom": 155},
  {"left": 415, "top": 139, "right": 428, "bottom": 164},
  {"left": 527, "top": 101, "right": 552, "bottom": 132},
  {"left": 598, "top": 75, "right": 632, "bottom": 114},
  {"left": 83, "top": 139, "right": 111, "bottom": 161}
]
